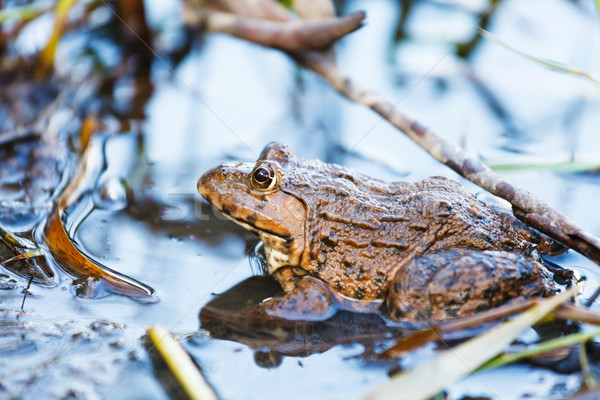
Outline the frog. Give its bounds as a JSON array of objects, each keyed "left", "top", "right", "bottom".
[{"left": 198, "top": 142, "right": 564, "bottom": 321}]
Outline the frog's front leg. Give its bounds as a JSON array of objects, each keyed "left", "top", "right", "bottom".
[
  {"left": 259, "top": 267, "right": 337, "bottom": 321},
  {"left": 383, "top": 248, "right": 557, "bottom": 321}
]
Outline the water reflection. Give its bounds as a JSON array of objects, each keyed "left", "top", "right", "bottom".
[{"left": 199, "top": 276, "right": 405, "bottom": 364}]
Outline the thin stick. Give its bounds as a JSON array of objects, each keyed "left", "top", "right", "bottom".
[
  {"left": 20, "top": 275, "right": 33, "bottom": 310},
  {"left": 187, "top": 7, "right": 600, "bottom": 265}
]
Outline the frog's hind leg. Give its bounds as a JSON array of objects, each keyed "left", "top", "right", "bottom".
[
  {"left": 383, "top": 248, "right": 556, "bottom": 321},
  {"left": 491, "top": 206, "right": 567, "bottom": 255}
]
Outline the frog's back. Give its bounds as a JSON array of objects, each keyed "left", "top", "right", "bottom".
[
  {"left": 405, "top": 177, "right": 527, "bottom": 253},
  {"left": 294, "top": 171, "right": 530, "bottom": 301}
]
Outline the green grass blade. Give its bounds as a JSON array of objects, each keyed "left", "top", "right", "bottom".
[
  {"left": 363, "top": 287, "right": 577, "bottom": 400},
  {"left": 480, "top": 327, "right": 600, "bottom": 371},
  {"left": 480, "top": 29, "right": 600, "bottom": 88},
  {"left": 486, "top": 159, "right": 600, "bottom": 173}
]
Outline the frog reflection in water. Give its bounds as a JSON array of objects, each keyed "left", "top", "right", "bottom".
[{"left": 198, "top": 143, "right": 563, "bottom": 321}]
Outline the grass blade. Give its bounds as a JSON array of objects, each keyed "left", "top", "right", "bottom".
[
  {"left": 363, "top": 288, "right": 577, "bottom": 400},
  {"left": 480, "top": 327, "right": 600, "bottom": 371},
  {"left": 480, "top": 29, "right": 600, "bottom": 88},
  {"left": 146, "top": 325, "right": 218, "bottom": 400}
]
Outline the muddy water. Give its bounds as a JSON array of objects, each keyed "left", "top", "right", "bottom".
[{"left": 1, "top": 0, "right": 600, "bottom": 399}]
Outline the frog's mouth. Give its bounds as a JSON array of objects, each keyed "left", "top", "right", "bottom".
[{"left": 224, "top": 213, "right": 291, "bottom": 241}]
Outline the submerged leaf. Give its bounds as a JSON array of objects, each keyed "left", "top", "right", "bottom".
[
  {"left": 364, "top": 288, "right": 578, "bottom": 400},
  {"left": 376, "top": 327, "right": 441, "bottom": 360}
]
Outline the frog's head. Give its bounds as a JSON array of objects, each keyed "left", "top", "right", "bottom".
[{"left": 198, "top": 143, "right": 307, "bottom": 274}]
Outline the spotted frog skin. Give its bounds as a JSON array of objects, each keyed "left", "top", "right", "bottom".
[{"left": 198, "top": 143, "right": 561, "bottom": 320}]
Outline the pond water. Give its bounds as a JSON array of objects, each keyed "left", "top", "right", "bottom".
[{"left": 2, "top": 0, "right": 600, "bottom": 399}]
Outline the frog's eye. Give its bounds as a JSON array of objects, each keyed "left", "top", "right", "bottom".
[{"left": 251, "top": 163, "right": 277, "bottom": 191}]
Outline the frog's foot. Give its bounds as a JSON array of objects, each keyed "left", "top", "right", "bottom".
[
  {"left": 260, "top": 276, "right": 337, "bottom": 321},
  {"left": 383, "top": 248, "right": 556, "bottom": 321}
]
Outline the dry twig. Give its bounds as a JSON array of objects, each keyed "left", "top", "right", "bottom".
[{"left": 185, "top": 9, "right": 365, "bottom": 52}]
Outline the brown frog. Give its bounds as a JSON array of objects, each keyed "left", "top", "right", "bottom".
[{"left": 198, "top": 142, "right": 563, "bottom": 321}]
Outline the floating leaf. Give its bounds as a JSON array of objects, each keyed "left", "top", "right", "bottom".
[
  {"left": 146, "top": 325, "right": 218, "bottom": 400},
  {"left": 480, "top": 29, "right": 600, "bottom": 87},
  {"left": 44, "top": 134, "right": 156, "bottom": 301},
  {"left": 364, "top": 288, "right": 577, "bottom": 400}
]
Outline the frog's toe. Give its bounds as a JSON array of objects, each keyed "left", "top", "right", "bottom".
[{"left": 262, "top": 276, "right": 337, "bottom": 321}]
